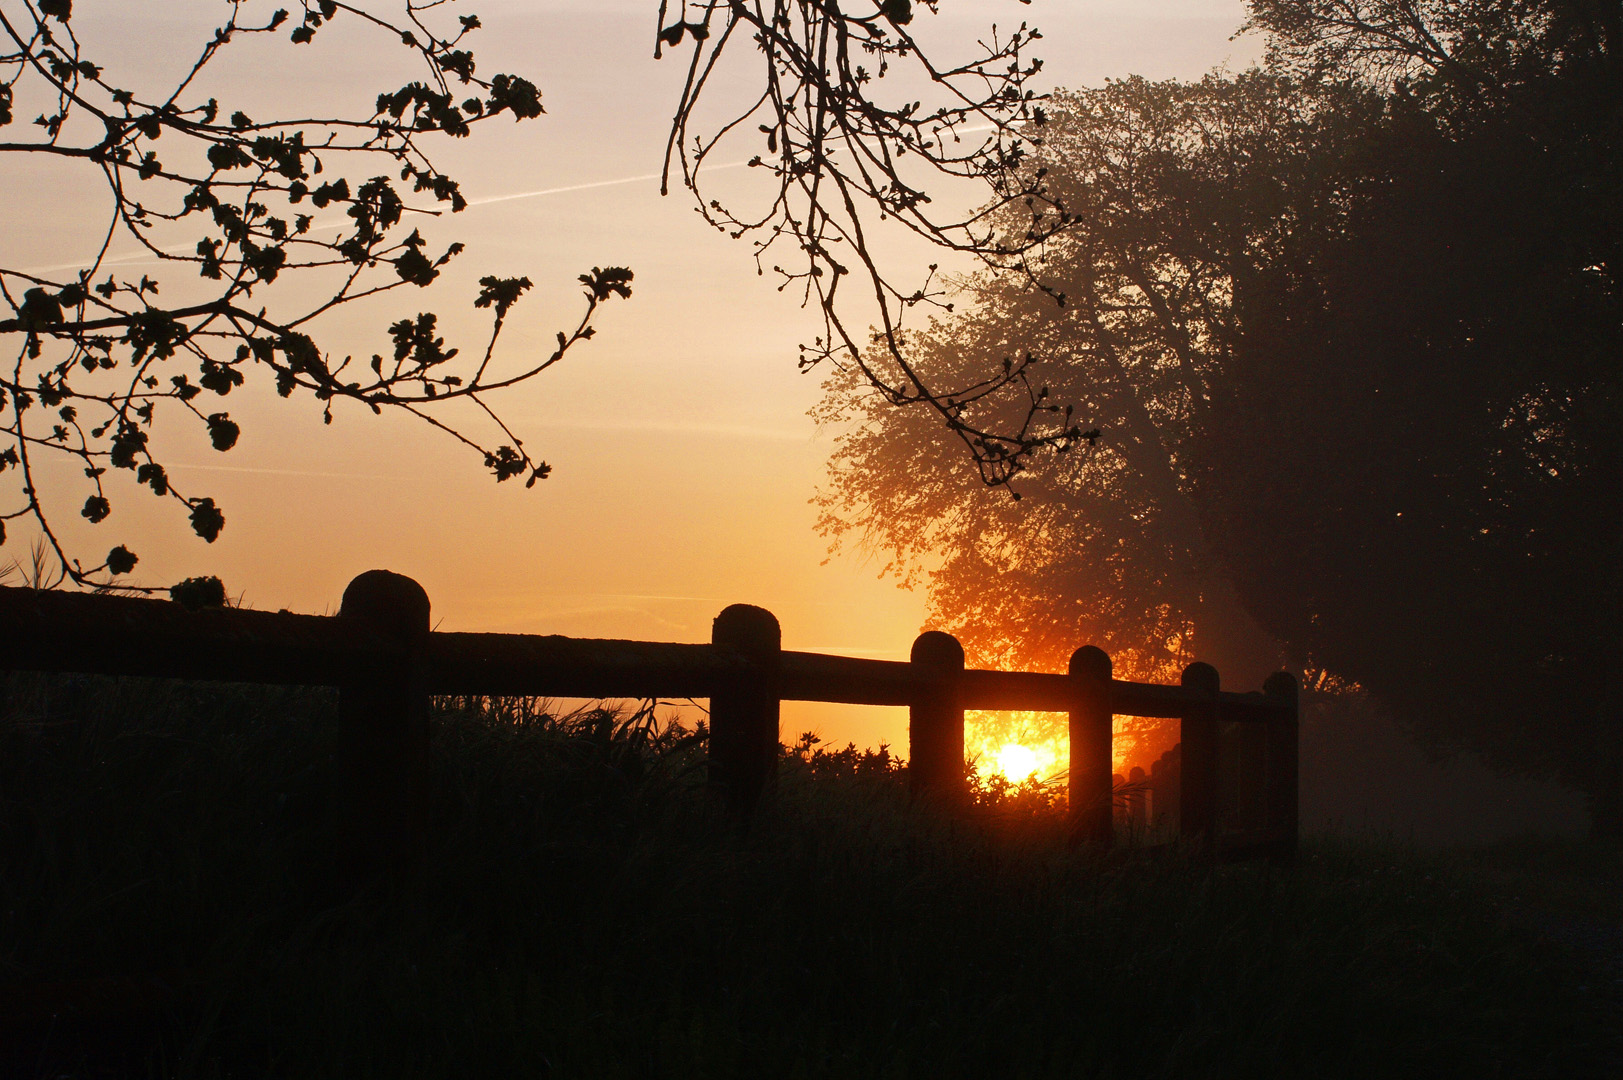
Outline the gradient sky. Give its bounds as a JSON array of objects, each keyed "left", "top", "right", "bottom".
[{"left": 9, "top": 1, "right": 1258, "bottom": 750}]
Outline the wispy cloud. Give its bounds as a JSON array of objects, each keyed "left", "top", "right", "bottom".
[
  {"left": 465, "top": 160, "right": 751, "bottom": 208},
  {"left": 164, "top": 461, "right": 394, "bottom": 481},
  {"left": 17, "top": 130, "right": 1033, "bottom": 277},
  {"left": 539, "top": 416, "right": 810, "bottom": 442},
  {"left": 17, "top": 161, "right": 754, "bottom": 276}
]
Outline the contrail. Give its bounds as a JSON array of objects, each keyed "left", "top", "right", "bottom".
[
  {"left": 466, "top": 126, "right": 1011, "bottom": 208},
  {"left": 17, "top": 161, "right": 751, "bottom": 275},
  {"left": 537, "top": 416, "right": 810, "bottom": 442},
  {"left": 466, "top": 172, "right": 666, "bottom": 206},
  {"left": 466, "top": 159, "right": 750, "bottom": 207},
  {"left": 164, "top": 461, "right": 393, "bottom": 481},
  {"left": 16, "top": 124, "right": 1016, "bottom": 276}
]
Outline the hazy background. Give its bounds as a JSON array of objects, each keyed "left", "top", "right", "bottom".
[{"left": 5, "top": 1, "right": 1587, "bottom": 842}]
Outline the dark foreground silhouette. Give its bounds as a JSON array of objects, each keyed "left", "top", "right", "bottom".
[{"left": 2, "top": 673, "right": 1618, "bottom": 1079}]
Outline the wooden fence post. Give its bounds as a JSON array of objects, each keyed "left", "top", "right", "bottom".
[
  {"left": 1264, "top": 671, "right": 1300, "bottom": 865},
  {"left": 337, "top": 569, "right": 431, "bottom": 872},
  {"left": 1068, "top": 645, "right": 1113, "bottom": 845},
  {"left": 710, "top": 604, "right": 781, "bottom": 817},
  {"left": 1150, "top": 748, "right": 1179, "bottom": 832},
  {"left": 1128, "top": 766, "right": 1148, "bottom": 834},
  {"left": 910, "top": 631, "right": 965, "bottom": 803},
  {"left": 1180, "top": 661, "right": 1221, "bottom": 852}
]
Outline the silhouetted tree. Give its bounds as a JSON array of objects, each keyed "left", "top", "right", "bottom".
[
  {"left": 3, "top": 0, "right": 1068, "bottom": 591},
  {"left": 818, "top": 71, "right": 1363, "bottom": 681},
  {"left": 1223, "top": 0, "right": 1623, "bottom": 829},
  {"left": 662, "top": 0, "right": 1091, "bottom": 486},
  {"left": 820, "top": 2, "right": 1623, "bottom": 827}
]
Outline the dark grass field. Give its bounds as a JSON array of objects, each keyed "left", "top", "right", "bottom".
[{"left": 2, "top": 673, "right": 1618, "bottom": 1079}]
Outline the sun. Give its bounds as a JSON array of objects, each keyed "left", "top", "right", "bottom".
[
  {"left": 966, "top": 712, "right": 1070, "bottom": 784},
  {"left": 991, "top": 742, "right": 1041, "bottom": 781},
  {"left": 967, "top": 710, "right": 1172, "bottom": 784}
]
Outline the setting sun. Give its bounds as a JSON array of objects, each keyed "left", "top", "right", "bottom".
[
  {"left": 968, "top": 714, "right": 1069, "bottom": 784},
  {"left": 967, "top": 711, "right": 1173, "bottom": 784},
  {"left": 990, "top": 743, "right": 1042, "bottom": 782}
]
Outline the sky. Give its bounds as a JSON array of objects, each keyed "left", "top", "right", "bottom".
[{"left": 6, "top": 0, "right": 1261, "bottom": 751}]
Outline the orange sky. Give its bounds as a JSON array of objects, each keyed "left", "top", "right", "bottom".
[{"left": 7, "top": 1, "right": 1257, "bottom": 752}]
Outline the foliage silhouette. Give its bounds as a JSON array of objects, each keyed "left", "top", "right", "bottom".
[
  {"left": 0, "top": 0, "right": 633, "bottom": 590},
  {"left": 3, "top": 672, "right": 1617, "bottom": 1076},
  {"left": 661, "top": 0, "right": 1099, "bottom": 487},
  {"left": 4, "top": 0, "right": 1101, "bottom": 592}
]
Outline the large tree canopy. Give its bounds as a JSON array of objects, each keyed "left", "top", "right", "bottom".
[
  {"left": 819, "top": 0, "right": 1623, "bottom": 819},
  {"left": 820, "top": 70, "right": 1368, "bottom": 680}
]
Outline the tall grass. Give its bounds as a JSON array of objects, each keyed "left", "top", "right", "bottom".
[{"left": 2, "top": 673, "right": 1617, "bottom": 1078}]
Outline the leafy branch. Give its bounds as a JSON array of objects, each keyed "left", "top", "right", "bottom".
[
  {"left": 0, "top": 1, "right": 631, "bottom": 591},
  {"left": 660, "top": 0, "right": 1097, "bottom": 487}
]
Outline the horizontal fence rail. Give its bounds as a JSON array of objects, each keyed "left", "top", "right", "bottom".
[
  {"left": 0, "top": 571, "right": 1299, "bottom": 864},
  {"left": 0, "top": 585, "right": 1293, "bottom": 720}
]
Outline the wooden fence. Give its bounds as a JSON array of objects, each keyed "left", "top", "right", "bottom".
[{"left": 0, "top": 569, "right": 1299, "bottom": 862}]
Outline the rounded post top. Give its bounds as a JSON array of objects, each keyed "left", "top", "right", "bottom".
[
  {"left": 1069, "top": 644, "right": 1112, "bottom": 681},
  {"left": 712, "top": 604, "right": 781, "bottom": 653},
  {"left": 1181, "top": 661, "right": 1220, "bottom": 695},
  {"left": 910, "top": 630, "right": 965, "bottom": 671},
  {"left": 1263, "top": 670, "right": 1299, "bottom": 702},
  {"left": 340, "top": 570, "right": 430, "bottom": 637}
]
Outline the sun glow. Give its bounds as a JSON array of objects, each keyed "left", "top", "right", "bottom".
[
  {"left": 989, "top": 742, "right": 1043, "bottom": 782},
  {"left": 968, "top": 713, "right": 1070, "bottom": 784},
  {"left": 966, "top": 711, "right": 1175, "bottom": 784}
]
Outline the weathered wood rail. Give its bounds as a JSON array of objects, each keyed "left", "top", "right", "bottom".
[{"left": 0, "top": 570, "right": 1299, "bottom": 862}]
